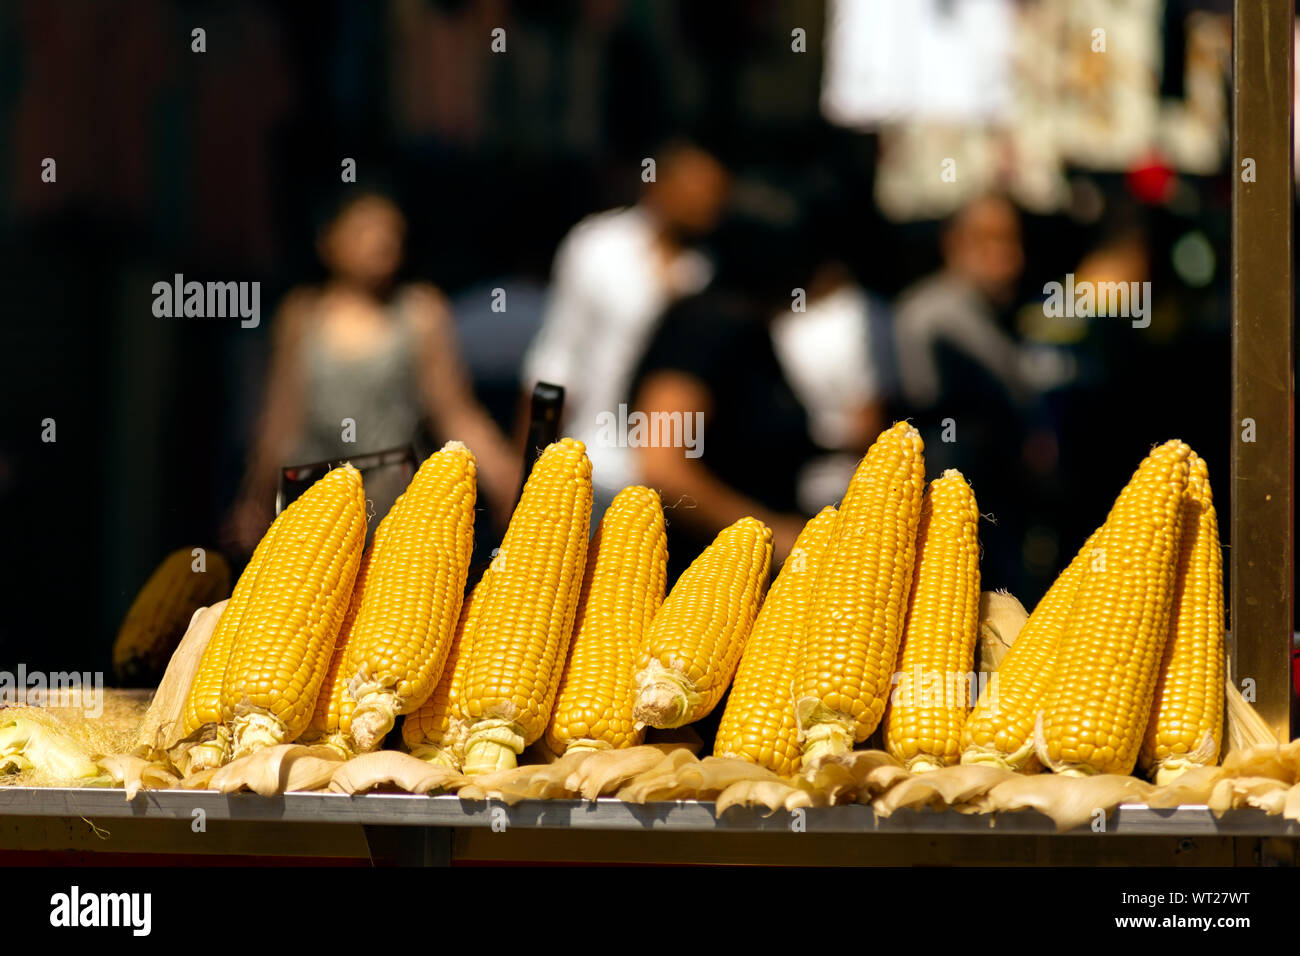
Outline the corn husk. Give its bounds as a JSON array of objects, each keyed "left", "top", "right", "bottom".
[
  {"left": 1223, "top": 676, "right": 1282, "bottom": 756},
  {"left": 984, "top": 772, "right": 1157, "bottom": 832},
  {"left": 131, "top": 601, "right": 226, "bottom": 760},
  {"left": 0, "top": 708, "right": 116, "bottom": 786},
  {"left": 329, "top": 751, "right": 466, "bottom": 795},
  {"left": 976, "top": 590, "right": 1028, "bottom": 677},
  {"left": 715, "top": 779, "right": 816, "bottom": 815},
  {"left": 564, "top": 744, "right": 685, "bottom": 800},
  {"left": 618, "top": 753, "right": 778, "bottom": 803},
  {"left": 98, "top": 754, "right": 182, "bottom": 799},
  {"left": 873, "top": 764, "right": 1017, "bottom": 816},
  {"left": 207, "top": 744, "right": 345, "bottom": 796}
]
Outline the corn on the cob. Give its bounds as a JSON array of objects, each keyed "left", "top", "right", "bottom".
[
  {"left": 1139, "top": 453, "right": 1224, "bottom": 783},
  {"left": 303, "top": 496, "right": 398, "bottom": 752},
  {"left": 1036, "top": 439, "right": 1192, "bottom": 775},
  {"left": 220, "top": 465, "right": 367, "bottom": 761},
  {"left": 884, "top": 470, "right": 980, "bottom": 771},
  {"left": 300, "top": 545, "right": 374, "bottom": 754},
  {"left": 797, "top": 421, "right": 926, "bottom": 759},
  {"left": 460, "top": 438, "right": 592, "bottom": 774},
  {"left": 960, "top": 528, "right": 1101, "bottom": 770},
  {"left": 633, "top": 517, "right": 773, "bottom": 729},
  {"left": 113, "top": 547, "right": 232, "bottom": 685},
  {"left": 402, "top": 564, "right": 493, "bottom": 768},
  {"left": 337, "top": 443, "right": 477, "bottom": 752},
  {"left": 713, "top": 506, "right": 836, "bottom": 777},
  {"left": 545, "top": 486, "right": 668, "bottom": 755},
  {"left": 178, "top": 511, "right": 289, "bottom": 770}
]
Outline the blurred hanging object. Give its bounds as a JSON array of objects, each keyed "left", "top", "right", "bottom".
[
  {"left": 821, "top": 0, "right": 1015, "bottom": 126},
  {"left": 858, "top": 0, "right": 1228, "bottom": 222}
]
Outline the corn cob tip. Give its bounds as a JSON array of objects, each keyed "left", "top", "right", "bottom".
[
  {"left": 632, "top": 684, "right": 686, "bottom": 730},
  {"left": 960, "top": 750, "right": 1016, "bottom": 770},
  {"left": 230, "top": 711, "right": 292, "bottom": 761},
  {"left": 906, "top": 756, "right": 947, "bottom": 773},
  {"left": 962, "top": 733, "right": 1040, "bottom": 770},
  {"left": 349, "top": 692, "right": 401, "bottom": 752},
  {"left": 311, "top": 735, "right": 355, "bottom": 760},
  {"left": 182, "top": 729, "right": 231, "bottom": 774},
  {"left": 1146, "top": 731, "right": 1219, "bottom": 785},
  {"left": 797, "top": 705, "right": 854, "bottom": 761},
  {"left": 462, "top": 718, "right": 525, "bottom": 774},
  {"left": 564, "top": 740, "right": 613, "bottom": 755},
  {"left": 632, "top": 661, "right": 700, "bottom": 730}
]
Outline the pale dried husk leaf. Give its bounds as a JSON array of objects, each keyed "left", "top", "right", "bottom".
[
  {"left": 208, "top": 744, "right": 344, "bottom": 795},
  {"left": 985, "top": 772, "right": 1157, "bottom": 831},
  {"left": 131, "top": 601, "right": 226, "bottom": 760},
  {"left": 614, "top": 748, "right": 700, "bottom": 802},
  {"left": 715, "top": 779, "right": 816, "bottom": 814},
  {"left": 873, "top": 764, "right": 1018, "bottom": 816},
  {"left": 97, "top": 753, "right": 181, "bottom": 799},
  {"left": 459, "top": 749, "right": 596, "bottom": 803},
  {"left": 977, "top": 590, "right": 1028, "bottom": 677},
  {"left": 1219, "top": 738, "right": 1300, "bottom": 782},
  {"left": 1284, "top": 783, "right": 1300, "bottom": 822},
  {"left": 564, "top": 744, "right": 685, "bottom": 800},
  {"left": 328, "top": 751, "right": 466, "bottom": 795},
  {"left": 1143, "top": 765, "right": 1223, "bottom": 808}
]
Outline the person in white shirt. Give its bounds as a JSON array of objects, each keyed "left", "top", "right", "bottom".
[
  {"left": 770, "top": 260, "right": 889, "bottom": 514},
  {"left": 521, "top": 141, "right": 729, "bottom": 515}
]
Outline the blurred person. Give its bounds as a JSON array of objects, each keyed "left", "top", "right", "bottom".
[
  {"left": 893, "top": 193, "right": 1031, "bottom": 588},
  {"left": 770, "top": 256, "right": 890, "bottom": 514},
  {"left": 630, "top": 205, "right": 825, "bottom": 576},
  {"left": 894, "top": 193, "right": 1028, "bottom": 413},
  {"left": 520, "top": 139, "right": 729, "bottom": 516},
  {"left": 223, "top": 190, "right": 518, "bottom": 555}
]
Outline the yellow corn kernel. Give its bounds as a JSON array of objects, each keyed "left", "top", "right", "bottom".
[
  {"left": 220, "top": 465, "right": 368, "bottom": 761},
  {"left": 1036, "top": 439, "right": 1192, "bottom": 776},
  {"left": 402, "top": 565, "right": 493, "bottom": 768},
  {"left": 960, "top": 528, "right": 1101, "bottom": 771},
  {"left": 714, "top": 506, "right": 836, "bottom": 777},
  {"left": 300, "top": 545, "right": 374, "bottom": 754},
  {"left": 1139, "top": 453, "right": 1224, "bottom": 783},
  {"left": 460, "top": 439, "right": 592, "bottom": 774},
  {"left": 340, "top": 442, "right": 477, "bottom": 751},
  {"left": 633, "top": 517, "right": 773, "bottom": 729},
  {"left": 797, "top": 421, "right": 926, "bottom": 759},
  {"left": 885, "top": 470, "right": 981, "bottom": 771},
  {"left": 546, "top": 486, "right": 668, "bottom": 755}
]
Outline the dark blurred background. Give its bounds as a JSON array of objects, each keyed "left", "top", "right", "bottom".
[{"left": 0, "top": 0, "right": 1244, "bottom": 675}]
